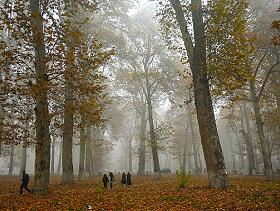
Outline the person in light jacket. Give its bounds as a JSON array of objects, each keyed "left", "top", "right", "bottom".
[{"left": 109, "top": 172, "right": 115, "bottom": 189}]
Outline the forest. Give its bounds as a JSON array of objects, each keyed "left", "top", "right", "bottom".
[{"left": 0, "top": 0, "right": 280, "bottom": 208}]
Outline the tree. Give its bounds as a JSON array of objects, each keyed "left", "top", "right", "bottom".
[
  {"left": 157, "top": 0, "right": 253, "bottom": 188},
  {"left": 162, "top": 0, "right": 229, "bottom": 188},
  {"left": 29, "top": 0, "right": 51, "bottom": 194},
  {"left": 114, "top": 4, "right": 173, "bottom": 179}
]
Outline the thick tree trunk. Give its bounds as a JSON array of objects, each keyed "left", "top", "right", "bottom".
[
  {"left": 188, "top": 104, "right": 200, "bottom": 177},
  {"left": 30, "top": 0, "right": 50, "bottom": 194},
  {"left": 79, "top": 118, "right": 86, "bottom": 181},
  {"left": 170, "top": 0, "right": 230, "bottom": 189},
  {"left": 138, "top": 106, "right": 147, "bottom": 175},
  {"left": 250, "top": 83, "right": 275, "bottom": 181},
  {"left": 0, "top": 72, "right": 3, "bottom": 155},
  {"left": 62, "top": 78, "right": 74, "bottom": 184}
]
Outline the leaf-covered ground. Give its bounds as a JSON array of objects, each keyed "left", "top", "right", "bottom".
[{"left": 0, "top": 173, "right": 280, "bottom": 210}]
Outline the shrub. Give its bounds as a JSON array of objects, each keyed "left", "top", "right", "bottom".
[{"left": 176, "top": 166, "right": 192, "bottom": 188}]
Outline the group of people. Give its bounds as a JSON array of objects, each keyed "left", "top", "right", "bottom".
[
  {"left": 102, "top": 172, "right": 132, "bottom": 189},
  {"left": 19, "top": 170, "right": 133, "bottom": 194}
]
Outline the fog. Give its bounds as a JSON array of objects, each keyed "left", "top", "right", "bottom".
[{"left": 1, "top": 0, "right": 280, "bottom": 184}]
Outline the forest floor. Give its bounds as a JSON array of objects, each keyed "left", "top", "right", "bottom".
[{"left": 0, "top": 173, "right": 280, "bottom": 210}]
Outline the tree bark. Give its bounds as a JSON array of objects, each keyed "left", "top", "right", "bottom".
[
  {"left": 242, "top": 101, "right": 256, "bottom": 174},
  {"left": 170, "top": 0, "right": 230, "bottom": 188},
  {"left": 30, "top": 0, "right": 50, "bottom": 194},
  {"left": 128, "top": 135, "right": 133, "bottom": 173},
  {"left": 240, "top": 130, "right": 255, "bottom": 174},
  {"left": 51, "top": 137, "right": 55, "bottom": 175},
  {"left": 146, "top": 89, "right": 161, "bottom": 179},
  {"left": 187, "top": 104, "right": 200, "bottom": 177},
  {"left": 85, "top": 127, "right": 92, "bottom": 178},
  {"left": 250, "top": 83, "right": 275, "bottom": 181},
  {"left": 79, "top": 117, "right": 86, "bottom": 181},
  {"left": 182, "top": 119, "right": 189, "bottom": 171},
  {"left": 138, "top": 105, "right": 147, "bottom": 175},
  {"left": 20, "top": 145, "right": 27, "bottom": 175},
  {"left": 62, "top": 76, "right": 74, "bottom": 184},
  {"left": 9, "top": 144, "right": 14, "bottom": 175},
  {"left": 57, "top": 141, "right": 62, "bottom": 175},
  {"left": 229, "top": 137, "right": 236, "bottom": 173}
]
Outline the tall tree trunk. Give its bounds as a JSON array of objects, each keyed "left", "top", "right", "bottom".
[
  {"left": 20, "top": 145, "right": 27, "bottom": 175},
  {"left": 250, "top": 83, "right": 275, "bottom": 181},
  {"left": 138, "top": 105, "right": 147, "bottom": 175},
  {"left": 182, "top": 119, "right": 189, "bottom": 171},
  {"left": 187, "top": 104, "right": 200, "bottom": 177},
  {"left": 51, "top": 137, "right": 55, "bottom": 175},
  {"left": 0, "top": 69, "right": 3, "bottom": 155},
  {"left": 85, "top": 140, "right": 91, "bottom": 178},
  {"left": 30, "top": 0, "right": 50, "bottom": 194},
  {"left": 146, "top": 92, "right": 161, "bottom": 179},
  {"left": 85, "top": 127, "right": 92, "bottom": 178},
  {"left": 79, "top": 117, "right": 86, "bottom": 181},
  {"left": 170, "top": 0, "right": 230, "bottom": 188},
  {"left": 197, "top": 145, "right": 203, "bottom": 172},
  {"left": 240, "top": 130, "right": 255, "bottom": 174},
  {"left": 62, "top": 77, "right": 74, "bottom": 184},
  {"left": 187, "top": 139, "right": 192, "bottom": 172},
  {"left": 20, "top": 117, "right": 29, "bottom": 175},
  {"left": 229, "top": 137, "right": 236, "bottom": 173},
  {"left": 237, "top": 106, "right": 245, "bottom": 170},
  {"left": 242, "top": 101, "right": 256, "bottom": 174},
  {"left": 128, "top": 136, "right": 133, "bottom": 173},
  {"left": 57, "top": 141, "right": 62, "bottom": 175},
  {"left": 9, "top": 144, "right": 14, "bottom": 175}
]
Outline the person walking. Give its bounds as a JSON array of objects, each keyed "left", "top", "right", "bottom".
[
  {"left": 20, "top": 170, "right": 31, "bottom": 194},
  {"left": 109, "top": 172, "right": 115, "bottom": 189},
  {"left": 121, "top": 172, "right": 126, "bottom": 187},
  {"left": 127, "top": 172, "right": 132, "bottom": 186},
  {"left": 102, "top": 174, "right": 109, "bottom": 189}
]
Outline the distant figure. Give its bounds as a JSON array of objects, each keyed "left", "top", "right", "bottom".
[
  {"left": 109, "top": 172, "right": 115, "bottom": 189},
  {"left": 127, "top": 172, "right": 132, "bottom": 186},
  {"left": 121, "top": 172, "right": 126, "bottom": 187},
  {"left": 20, "top": 170, "right": 31, "bottom": 194},
  {"left": 102, "top": 174, "right": 109, "bottom": 189}
]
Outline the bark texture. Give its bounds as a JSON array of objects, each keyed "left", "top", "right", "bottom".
[
  {"left": 250, "top": 83, "right": 274, "bottom": 181},
  {"left": 170, "top": 0, "right": 230, "bottom": 188},
  {"left": 138, "top": 105, "right": 147, "bottom": 175},
  {"left": 30, "top": 0, "right": 50, "bottom": 194},
  {"left": 79, "top": 118, "right": 86, "bottom": 181}
]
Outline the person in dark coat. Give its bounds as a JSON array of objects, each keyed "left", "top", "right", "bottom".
[
  {"left": 109, "top": 172, "right": 115, "bottom": 189},
  {"left": 121, "top": 172, "right": 126, "bottom": 187},
  {"left": 20, "top": 170, "right": 31, "bottom": 194},
  {"left": 126, "top": 172, "right": 132, "bottom": 186},
  {"left": 102, "top": 174, "right": 109, "bottom": 189}
]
